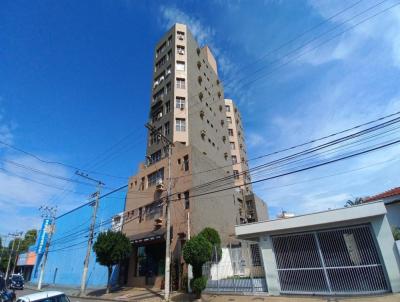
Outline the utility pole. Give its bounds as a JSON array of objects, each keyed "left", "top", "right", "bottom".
[
  {"left": 38, "top": 206, "right": 57, "bottom": 290},
  {"left": 5, "top": 233, "right": 18, "bottom": 281},
  {"left": 0, "top": 235, "right": 9, "bottom": 267},
  {"left": 76, "top": 171, "right": 104, "bottom": 296},
  {"left": 11, "top": 238, "right": 22, "bottom": 275},
  {"left": 146, "top": 123, "right": 174, "bottom": 301},
  {"left": 187, "top": 212, "right": 192, "bottom": 293}
]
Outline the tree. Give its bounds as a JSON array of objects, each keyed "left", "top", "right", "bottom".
[
  {"left": 199, "top": 228, "right": 222, "bottom": 261},
  {"left": 183, "top": 227, "right": 222, "bottom": 297},
  {"left": 92, "top": 231, "right": 132, "bottom": 293},
  {"left": 344, "top": 197, "right": 364, "bottom": 207}
]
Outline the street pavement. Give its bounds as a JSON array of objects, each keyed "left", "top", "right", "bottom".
[{"left": 16, "top": 286, "right": 400, "bottom": 302}]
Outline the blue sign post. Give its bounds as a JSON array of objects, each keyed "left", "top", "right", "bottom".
[{"left": 33, "top": 218, "right": 51, "bottom": 277}]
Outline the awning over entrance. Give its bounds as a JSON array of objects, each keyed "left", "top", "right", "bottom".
[{"left": 129, "top": 229, "right": 165, "bottom": 245}]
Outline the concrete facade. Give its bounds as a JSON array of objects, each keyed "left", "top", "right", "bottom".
[
  {"left": 236, "top": 202, "right": 400, "bottom": 295},
  {"left": 122, "top": 23, "right": 268, "bottom": 289}
]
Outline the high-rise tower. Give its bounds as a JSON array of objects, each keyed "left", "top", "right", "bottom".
[{"left": 122, "top": 23, "right": 267, "bottom": 289}]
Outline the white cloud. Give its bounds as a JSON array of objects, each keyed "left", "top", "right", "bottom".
[
  {"left": 0, "top": 106, "right": 86, "bottom": 234},
  {"left": 0, "top": 153, "right": 86, "bottom": 234},
  {"left": 302, "top": 1, "right": 400, "bottom": 67}
]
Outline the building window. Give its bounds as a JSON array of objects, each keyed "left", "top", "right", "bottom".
[
  {"left": 164, "top": 122, "right": 170, "bottom": 136},
  {"left": 147, "top": 168, "right": 164, "bottom": 187},
  {"left": 183, "top": 155, "right": 189, "bottom": 171},
  {"left": 156, "top": 42, "right": 167, "bottom": 58},
  {"left": 233, "top": 170, "right": 239, "bottom": 179},
  {"left": 155, "top": 55, "right": 166, "bottom": 71},
  {"left": 166, "top": 65, "right": 171, "bottom": 77},
  {"left": 151, "top": 108, "right": 163, "bottom": 123},
  {"left": 184, "top": 191, "right": 190, "bottom": 209},
  {"left": 250, "top": 244, "right": 262, "bottom": 266},
  {"left": 176, "top": 78, "right": 186, "bottom": 89},
  {"left": 176, "top": 118, "right": 186, "bottom": 131},
  {"left": 177, "top": 31, "right": 185, "bottom": 40},
  {"left": 153, "top": 89, "right": 164, "bottom": 103},
  {"left": 165, "top": 101, "right": 171, "bottom": 113},
  {"left": 232, "top": 155, "right": 237, "bottom": 164},
  {"left": 176, "top": 61, "right": 185, "bottom": 71},
  {"left": 228, "top": 129, "right": 234, "bottom": 136},
  {"left": 230, "top": 142, "right": 235, "bottom": 150},
  {"left": 165, "top": 82, "right": 172, "bottom": 94},
  {"left": 150, "top": 150, "right": 162, "bottom": 164},
  {"left": 177, "top": 45, "right": 185, "bottom": 55},
  {"left": 176, "top": 97, "right": 185, "bottom": 109},
  {"left": 227, "top": 116, "right": 232, "bottom": 124}
]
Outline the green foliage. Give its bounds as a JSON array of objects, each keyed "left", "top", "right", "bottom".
[
  {"left": 344, "top": 197, "right": 364, "bottom": 207},
  {"left": 199, "top": 227, "right": 222, "bottom": 261},
  {"left": 198, "top": 228, "right": 221, "bottom": 246},
  {"left": 191, "top": 276, "right": 207, "bottom": 297},
  {"left": 0, "top": 229, "right": 38, "bottom": 272},
  {"left": 93, "top": 231, "right": 132, "bottom": 267},
  {"left": 182, "top": 235, "right": 212, "bottom": 273},
  {"left": 183, "top": 228, "right": 222, "bottom": 296},
  {"left": 93, "top": 231, "right": 132, "bottom": 293},
  {"left": 392, "top": 227, "right": 400, "bottom": 241}
]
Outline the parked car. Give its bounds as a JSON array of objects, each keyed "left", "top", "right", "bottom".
[
  {"left": 8, "top": 276, "right": 23, "bottom": 290},
  {"left": 17, "top": 291, "right": 69, "bottom": 302}
]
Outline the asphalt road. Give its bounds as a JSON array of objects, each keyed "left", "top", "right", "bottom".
[{"left": 15, "top": 288, "right": 99, "bottom": 302}]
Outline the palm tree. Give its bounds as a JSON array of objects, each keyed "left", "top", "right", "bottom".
[{"left": 344, "top": 197, "right": 364, "bottom": 207}]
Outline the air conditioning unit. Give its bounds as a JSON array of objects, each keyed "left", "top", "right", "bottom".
[
  {"left": 156, "top": 179, "right": 164, "bottom": 191},
  {"left": 159, "top": 76, "right": 164, "bottom": 82},
  {"left": 157, "top": 112, "right": 163, "bottom": 119},
  {"left": 166, "top": 69, "right": 171, "bottom": 75},
  {"left": 178, "top": 35, "right": 184, "bottom": 40}
]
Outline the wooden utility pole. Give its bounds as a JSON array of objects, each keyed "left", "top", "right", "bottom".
[
  {"left": 38, "top": 206, "right": 57, "bottom": 290},
  {"left": 76, "top": 172, "right": 104, "bottom": 296}
]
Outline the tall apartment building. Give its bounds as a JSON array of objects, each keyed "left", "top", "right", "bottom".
[
  {"left": 225, "top": 99, "right": 267, "bottom": 224},
  {"left": 121, "top": 23, "right": 267, "bottom": 289}
]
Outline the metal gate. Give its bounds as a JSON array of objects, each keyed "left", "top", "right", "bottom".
[
  {"left": 272, "top": 225, "right": 389, "bottom": 295},
  {"left": 203, "top": 241, "right": 267, "bottom": 293}
]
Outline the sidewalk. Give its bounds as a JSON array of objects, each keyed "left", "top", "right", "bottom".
[{"left": 27, "top": 284, "right": 400, "bottom": 302}]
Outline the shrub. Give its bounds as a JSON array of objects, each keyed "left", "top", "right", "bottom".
[
  {"left": 182, "top": 235, "right": 212, "bottom": 275},
  {"left": 199, "top": 227, "right": 222, "bottom": 261},
  {"left": 191, "top": 276, "right": 207, "bottom": 297}
]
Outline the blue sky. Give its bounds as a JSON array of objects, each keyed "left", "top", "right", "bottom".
[{"left": 1, "top": 0, "right": 400, "bottom": 236}]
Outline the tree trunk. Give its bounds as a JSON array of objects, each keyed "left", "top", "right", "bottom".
[{"left": 106, "top": 266, "right": 112, "bottom": 294}]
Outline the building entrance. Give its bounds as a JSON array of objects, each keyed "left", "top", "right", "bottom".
[{"left": 136, "top": 242, "right": 165, "bottom": 286}]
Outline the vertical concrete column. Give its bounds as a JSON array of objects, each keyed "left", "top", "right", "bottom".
[
  {"left": 259, "top": 234, "right": 280, "bottom": 295},
  {"left": 371, "top": 215, "right": 400, "bottom": 293}
]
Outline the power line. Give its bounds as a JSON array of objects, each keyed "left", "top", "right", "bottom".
[
  {"left": 222, "top": 0, "right": 365, "bottom": 83},
  {"left": 173, "top": 110, "right": 400, "bottom": 181},
  {"left": 234, "top": 1, "right": 400, "bottom": 90}
]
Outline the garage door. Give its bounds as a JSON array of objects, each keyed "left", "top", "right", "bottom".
[{"left": 272, "top": 225, "right": 389, "bottom": 295}]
